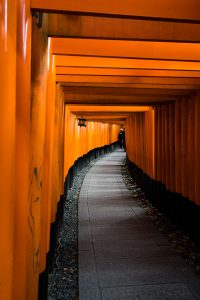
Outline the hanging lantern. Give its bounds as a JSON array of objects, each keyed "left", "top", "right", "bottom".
[{"left": 77, "top": 117, "right": 87, "bottom": 127}]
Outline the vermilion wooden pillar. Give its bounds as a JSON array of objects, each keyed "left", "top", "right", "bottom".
[
  {"left": 40, "top": 40, "right": 55, "bottom": 278},
  {"left": 165, "top": 104, "right": 170, "bottom": 190},
  {"left": 140, "top": 113, "right": 143, "bottom": 168},
  {"left": 27, "top": 15, "right": 49, "bottom": 300},
  {"left": 144, "top": 113, "right": 147, "bottom": 173},
  {"left": 188, "top": 96, "right": 195, "bottom": 202},
  {"left": 157, "top": 107, "right": 162, "bottom": 183},
  {"left": 0, "top": 1, "right": 17, "bottom": 299},
  {"left": 169, "top": 103, "right": 175, "bottom": 193},
  {"left": 175, "top": 101, "right": 182, "bottom": 195},
  {"left": 195, "top": 92, "right": 200, "bottom": 206},
  {"left": 146, "top": 112, "right": 150, "bottom": 176},
  {"left": 154, "top": 108, "right": 158, "bottom": 181},
  {"left": 14, "top": 0, "right": 31, "bottom": 299},
  {"left": 181, "top": 99, "right": 189, "bottom": 198},
  {"left": 161, "top": 105, "right": 166, "bottom": 186}
]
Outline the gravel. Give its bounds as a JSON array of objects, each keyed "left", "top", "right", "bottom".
[{"left": 48, "top": 160, "right": 96, "bottom": 300}]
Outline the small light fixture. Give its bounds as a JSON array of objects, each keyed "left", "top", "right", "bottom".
[{"left": 77, "top": 117, "right": 87, "bottom": 127}]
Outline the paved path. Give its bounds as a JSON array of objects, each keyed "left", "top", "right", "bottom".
[{"left": 78, "top": 150, "right": 200, "bottom": 300}]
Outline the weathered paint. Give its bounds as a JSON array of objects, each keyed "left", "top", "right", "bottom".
[{"left": 26, "top": 13, "right": 49, "bottom": 300}]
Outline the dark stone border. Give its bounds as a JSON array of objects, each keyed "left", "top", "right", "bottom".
[{"left": 39, "top": 142, "right": 119, "bottom": 300}]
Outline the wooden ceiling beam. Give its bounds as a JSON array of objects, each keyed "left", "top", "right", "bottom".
[
  {"left": 52, "top": 38, "right": 200, "bottom": 62},
  {"left": 64, "top": 94, "right": 183, "bottom": 102},
  {"left": 56, "top": 75, "right": 200, "bottom": 85},
  {"left": 86, "top": 120, "right": 125, "bottom": 124},
  {"left": 55, "top": 55, "right": 200, "bottom": 71},
  {"left": 62, "top": 86, "right": 193, "bottom": 96},
  {"left": 65, "top": 100, "right": 171, "bottom": 106},
  {"left": 31, "top": 0, "right": 200, "bottom": 22},
  {"left": 73, "top": 115, "right": 138, "bottom": 118},
  {"left": 62, "top": 83, "right": 199, "bottom": 90},
  {"left": 56, "top": 67, "right": 200, "bottom": 78},
  {"left": 48, "top": 15, "right": 200, "bottom": 43},
  {"left": 63, "top": 89, "right": 192, "bottom": 106},
  {"left": 68, "top": 105, "right": 150, "bottom": 112}
]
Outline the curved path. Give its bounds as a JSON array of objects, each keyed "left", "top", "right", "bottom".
[{"left": 78, "top": 150, "right": 200, "bottom": 300}]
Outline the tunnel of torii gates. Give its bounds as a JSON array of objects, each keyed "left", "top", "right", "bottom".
[{"left": 2, "top": 0, "right": 200, "bottom": 299}]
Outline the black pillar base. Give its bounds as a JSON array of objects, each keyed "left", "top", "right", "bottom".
[{"left": 127, "top": 157, "right": 200, "bottom": 246}]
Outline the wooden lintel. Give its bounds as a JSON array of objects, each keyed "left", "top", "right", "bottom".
[
  {"left": 62, "top": 86, "right": 193, "bottom": 96},
  {"left": 52, "top": 38, "right": 200, "bottom": 62},
  {"left": 55, "top": 55, "right": 200, "bottom": 72},
  {"left": 31, "top": 0, "right": 200, "bottom": 23},
  {"left": 48, "top": 14, "right": 200, "bottom": 43},
  {"left": 56, "top": 75, "right": 200, "bottom": 85},
  {"left": 56, "top": 67, "right": 200, "bottom": 78}
]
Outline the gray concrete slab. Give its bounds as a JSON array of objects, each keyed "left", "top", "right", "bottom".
[
  {"left": 78, "top": 150, "right": 199, "bottom": 299},
  {"left": 101, "top": 284, "right": 194, "bottom": 300},
  {"left": 79, "top": 250, "right": 99, "bottom": 289}
]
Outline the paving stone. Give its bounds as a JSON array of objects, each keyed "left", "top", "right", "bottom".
[
  {"left": 94, "top": 241, "right": 177, "bottom": 261},
  {"left": 90, "top": 215, "right": 140, "bottom": 227},
  {"left": 79, "top": 250, "right": 99, "bottom": 289},
  {"left": 79, "top": 287, "right": 101, "bottom": 300},
  {"left": 91, "top": 225, "right": 162, "bottom": 241},
  {"left": 89, "top": 211, "right": 136, "bottom": 221},
  {"left": 97, "top": 256, "right": 183, "bottom": 287},
  {"left": 102, "top": 283, "right": 195, "bottom": 300}
]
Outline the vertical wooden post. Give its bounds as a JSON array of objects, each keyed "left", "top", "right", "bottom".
[
  {"left": 175, "top": 100, "right": 182, "bottom": 194},
  {"left": 161, "top": 105, "right": 166, "bottom": 186},
  {"left": 26, "top": 15, "right": 49, "bottom": 300},
  {"left": 188, "top": 96, "right": 195, "bottom": 202},
  {"left": 169, "top": 103, "right": 175, "bottom": 193},
  {"left": 151, "top": 109, "right": 155, "bottom": 179},
  {"left": 165, "top": 104, "right": 170, "bottom": 190},
  {"left": 13, "top": 0, "right": 31, "bottom": 299},
  {"left": 154, "top": 108, "right": 158, "bottom": 181},
  {"left": 181, "top": 99, "right": 189, "bottom": 198},
  {"left": 157, "top": 107, "right": 162, "bottom": 183},
  {"left": 0, "top": 0, "right": 17, "bottom": 298},
  {"left": 195, "top": 92, "right": 200, "bottom": 205}
]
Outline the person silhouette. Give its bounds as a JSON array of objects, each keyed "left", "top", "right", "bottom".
[{"left": 118, "top": 128, "right": 125, "bottom": 150}]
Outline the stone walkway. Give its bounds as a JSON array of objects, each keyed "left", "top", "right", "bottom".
[{"left": 78, "top": 150, "right": 200, "bottom": 300}]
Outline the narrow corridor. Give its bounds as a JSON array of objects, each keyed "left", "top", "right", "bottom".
[{"left": 78, "top": 150, "right": 200, "bottom": 300}]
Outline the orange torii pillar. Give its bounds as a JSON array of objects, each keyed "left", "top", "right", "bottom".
[
  {"left": 175, "top": 100, "right": 182, "bottom": 197},
  {"left": 168, "top": 103, "right": 175, "bottom": 196},
  {"left": 154, "top": 106, "right": 162, "bottom": 207},
  {"left": 195, "top": 92, "right": 200, "bottom": 207},
  {"left": 13, "top": 0, "right": 31, "bottom": 299},
  {"left": 26, "top": 15, "right": 49, "bottom": 300},
  {"left": 181, "top": 99, "right": 189, "bottom": 200},
  {"left": 188, "top": 96, "right": 195, "bottom": 203},
  {"left": 160, "top": 105, "right": 166, "bottom": 210},
  {"left": 0, "top": 1, "right": 17, "bottom": 299},
  {"left": 164, "top": 104, "right": 170, "bottom": 192}
]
